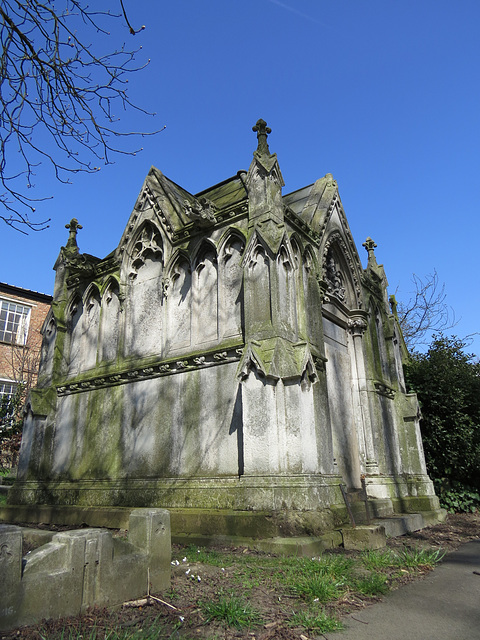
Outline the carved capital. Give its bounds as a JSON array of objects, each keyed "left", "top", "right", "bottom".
[{"left": 348, "top": 317, "right": 367, "bottom": 336}]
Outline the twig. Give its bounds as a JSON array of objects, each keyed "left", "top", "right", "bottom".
[
  {"left": 350, "top": 615, "right": 369, "bottom": 624},
  {"left": 148, "top": 594, "right": 180, "bottom": 611},
  {"left": 122, "top": 598, "right": 149, "bottom": 608}
]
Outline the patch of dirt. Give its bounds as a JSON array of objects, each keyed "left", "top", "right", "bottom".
[
  {"left": 1, "top": 512, "right": 479, "bottom": 640},
  {"left": 386, "top": 512, "right": 480, "bottom": 552}
]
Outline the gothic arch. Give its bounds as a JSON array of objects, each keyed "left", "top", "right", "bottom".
[
  {"left": 100, "top": 275, "right": 121, "bottom": 299},
  {"left": 303, "top": 244, "right": 319, "bottom": 275},
  {"left": 80, "top": 284, "right": 101, "bottom": 370},
  {"left": 123, "top": 222, "right": 164, "bottom": 358},
  {"left": 193, "top": 240, "right": 217, "bottom": 270},
  {"left": 38, "top": 311, "right": 57, "bottom": 386},
  {"left": 126, "top": 221, "right": 164, "bottom": 281},
  {"left": 193, "top": 241, "right": 219, "bottom": 344},
  {"left": 66, "top": 293, "right": 84, "bottom": 375},
  {"left": 217, "top": 228, "right": 246, "bottom": 258},
  {"left": 99, "top": 277, "right": 121, "bottom": 362},
  {"left": 218, "top": 230, "right": 245, "bottom": 341},
  {"left": 82, "top": 282, "right": 101, "bottom": 307},
  {"left": 165, "top": 252, "right": 193, "bottom": 352},
  {"left": 368, "top": 301, "right": 390, "bottom": 383},
  {"left": 289, "top": 234, "right": 304, "bottom": 269},
  {"left": 164, "top": 249, "right": 191, "bottom": 281},
  {"left": 322, "top": 232, "right": 362, "bottom": 309}
]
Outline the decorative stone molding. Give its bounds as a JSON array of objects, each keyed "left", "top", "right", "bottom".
[
  {"left": 322, "top": 232, "right": 362, "bottom": 308},
  {"left": 373, "top": 381, "right": 395, "bottom": 399},
  {"left": 284, "top": 207, "right": 320, "bottom": 245},
  {"left": 134, "top": 186, "right": 155, "bottom": 211},
  {"left": 56, "top": 346, "right": 243, "bottom": 396},
  {"left": 129, "top": 224, "right": 163, "bottom": 280},
  {"left": 347, "top": 317, "right": 368, "bottom": 336},
  {"left": 313, "top": 355, "right": 328, "bottom": 372},
  {"left": 184, "top": 197, "right": 217, "bottom": 227},
  {"left": 325, "top": 251, "right": 346, "bottom": 302}
]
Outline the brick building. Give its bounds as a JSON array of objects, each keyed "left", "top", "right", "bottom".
[{"left": 0, "top": 283, "right": 52, "bottom": 420}]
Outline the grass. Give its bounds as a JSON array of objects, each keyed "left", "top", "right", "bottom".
[
  {"left": 361, "top": 548, "right": 398, "bottom": 569},
  {"left": 183, "top": 545, "right": 228, "bottom": 567},
  {"left": 354, "top": 571, "right": 389, "bottom": 596},
  {"left": 40, "top": 618, "right": 167, "bottom": 640},
  {"left": 395, "top": 547, "right": 445, "bottom": 568},
  {"left": 199, "top": 591, "right": 262, "bottom": 629},
  {"left": 289, "top": 608, "right": 344, "bottom": 633},
  {"left": 290, "top": 573, "right": 345, "bottom": 602},
  {"left": 362, "top": 546, "right": 445, "bottom": 570},
  {"left": 14, "top": 540, "right": 446, "bottom": 639}
]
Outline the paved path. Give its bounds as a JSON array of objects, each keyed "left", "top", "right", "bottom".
[{"left": 324, "top": 538, "right": 480, "bottom": 640}]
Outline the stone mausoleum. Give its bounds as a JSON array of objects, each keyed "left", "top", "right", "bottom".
[{"left": 10, "top": 120, "right": 442, "bottom": 537}]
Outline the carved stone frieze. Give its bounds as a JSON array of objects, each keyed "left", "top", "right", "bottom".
[{"left": 57, "top": 346, "right": 244, "bottom": 396}]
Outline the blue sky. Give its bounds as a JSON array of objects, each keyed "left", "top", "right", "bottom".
[{"left": 2, "top": 0, "right": 479, "bottom": 355}]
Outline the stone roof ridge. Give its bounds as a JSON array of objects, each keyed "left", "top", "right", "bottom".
[
  {"left": 297, "top": 173, "right": 338, "bottom": 230},
  {"left": 146, "top": 166, "right": 193, "bottom": 224}
]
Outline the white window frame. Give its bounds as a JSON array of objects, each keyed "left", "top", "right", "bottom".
[
  {"left": 0, "top": 296, "right": 32, "bottom": 345},
  {"left": 0, "top": 378, "right": 18, "bottom": 398},
  {"left": 0, "top": 378, "right": 19, "bottom": 430}
]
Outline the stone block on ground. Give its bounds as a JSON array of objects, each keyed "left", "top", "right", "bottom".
[{"left": 341, "top": 524, "right": 386, "bottom": 550}]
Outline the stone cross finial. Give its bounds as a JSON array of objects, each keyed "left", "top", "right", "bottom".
[
  {"left": 252, "top": 119, "right": 271, "bottom": 155},
  {"left": 65, "top": 218, "right": 82, "bottom": 250},
  {"left": 363, "top": 237, "right": 377, "bottom": 264}
]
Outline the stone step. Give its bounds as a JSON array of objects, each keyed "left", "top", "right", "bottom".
[{"left": 374, "top": 509, "right": 447, "bottom": 537}]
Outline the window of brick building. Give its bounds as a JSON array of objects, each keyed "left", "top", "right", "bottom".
[
  {"left": 0, "top": 299, "right": 31, "bottom": 344},
  {"left": 0, "top": 379, "right": 18, "bottom": 428}
]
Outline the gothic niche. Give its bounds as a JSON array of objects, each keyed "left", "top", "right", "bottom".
[
  {"left": 166, "top": 256, "right": 192, "bottom": 351},
  {"left": 324, "top": 247, "right": 346, "bottom": 303},
  {"left": 221, "top": 235, "right": 245, "bottom": 340},
  {"left": 124, "top": 223, "right": 164, "bottom": 358},
  {"left": 100, "top": 280, "right": 121, "bottom": 362},
  {"left": 82, "top": 287, "right": 101, "bottom": 370},
  {"left": 193, "top": 244, "right": 218, "bottom": 344},
  {"left": 129, "top": 223, "right": 163, "bottom": 280}
]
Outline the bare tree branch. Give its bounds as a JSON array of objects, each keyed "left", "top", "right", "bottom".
[
  {"left": 396, "top": 270, "right": 458, "bottom": 350},
  {"left": 0, "top": 1, "right": 163, "bottom": 232}
]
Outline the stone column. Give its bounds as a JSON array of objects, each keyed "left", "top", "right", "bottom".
[{"left": 348, "top": 315, "right": 379, "bottom": 475}]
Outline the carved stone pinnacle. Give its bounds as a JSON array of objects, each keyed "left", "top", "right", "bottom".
[
  {"left": 65, "top": 218, "right": 82, "bottom": 250},
  {"left": 363, "top": 237, "right": 378, "bottom": 265},
  {"left": 252, "top": 119, "right": 271, "bottom": 155}
]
